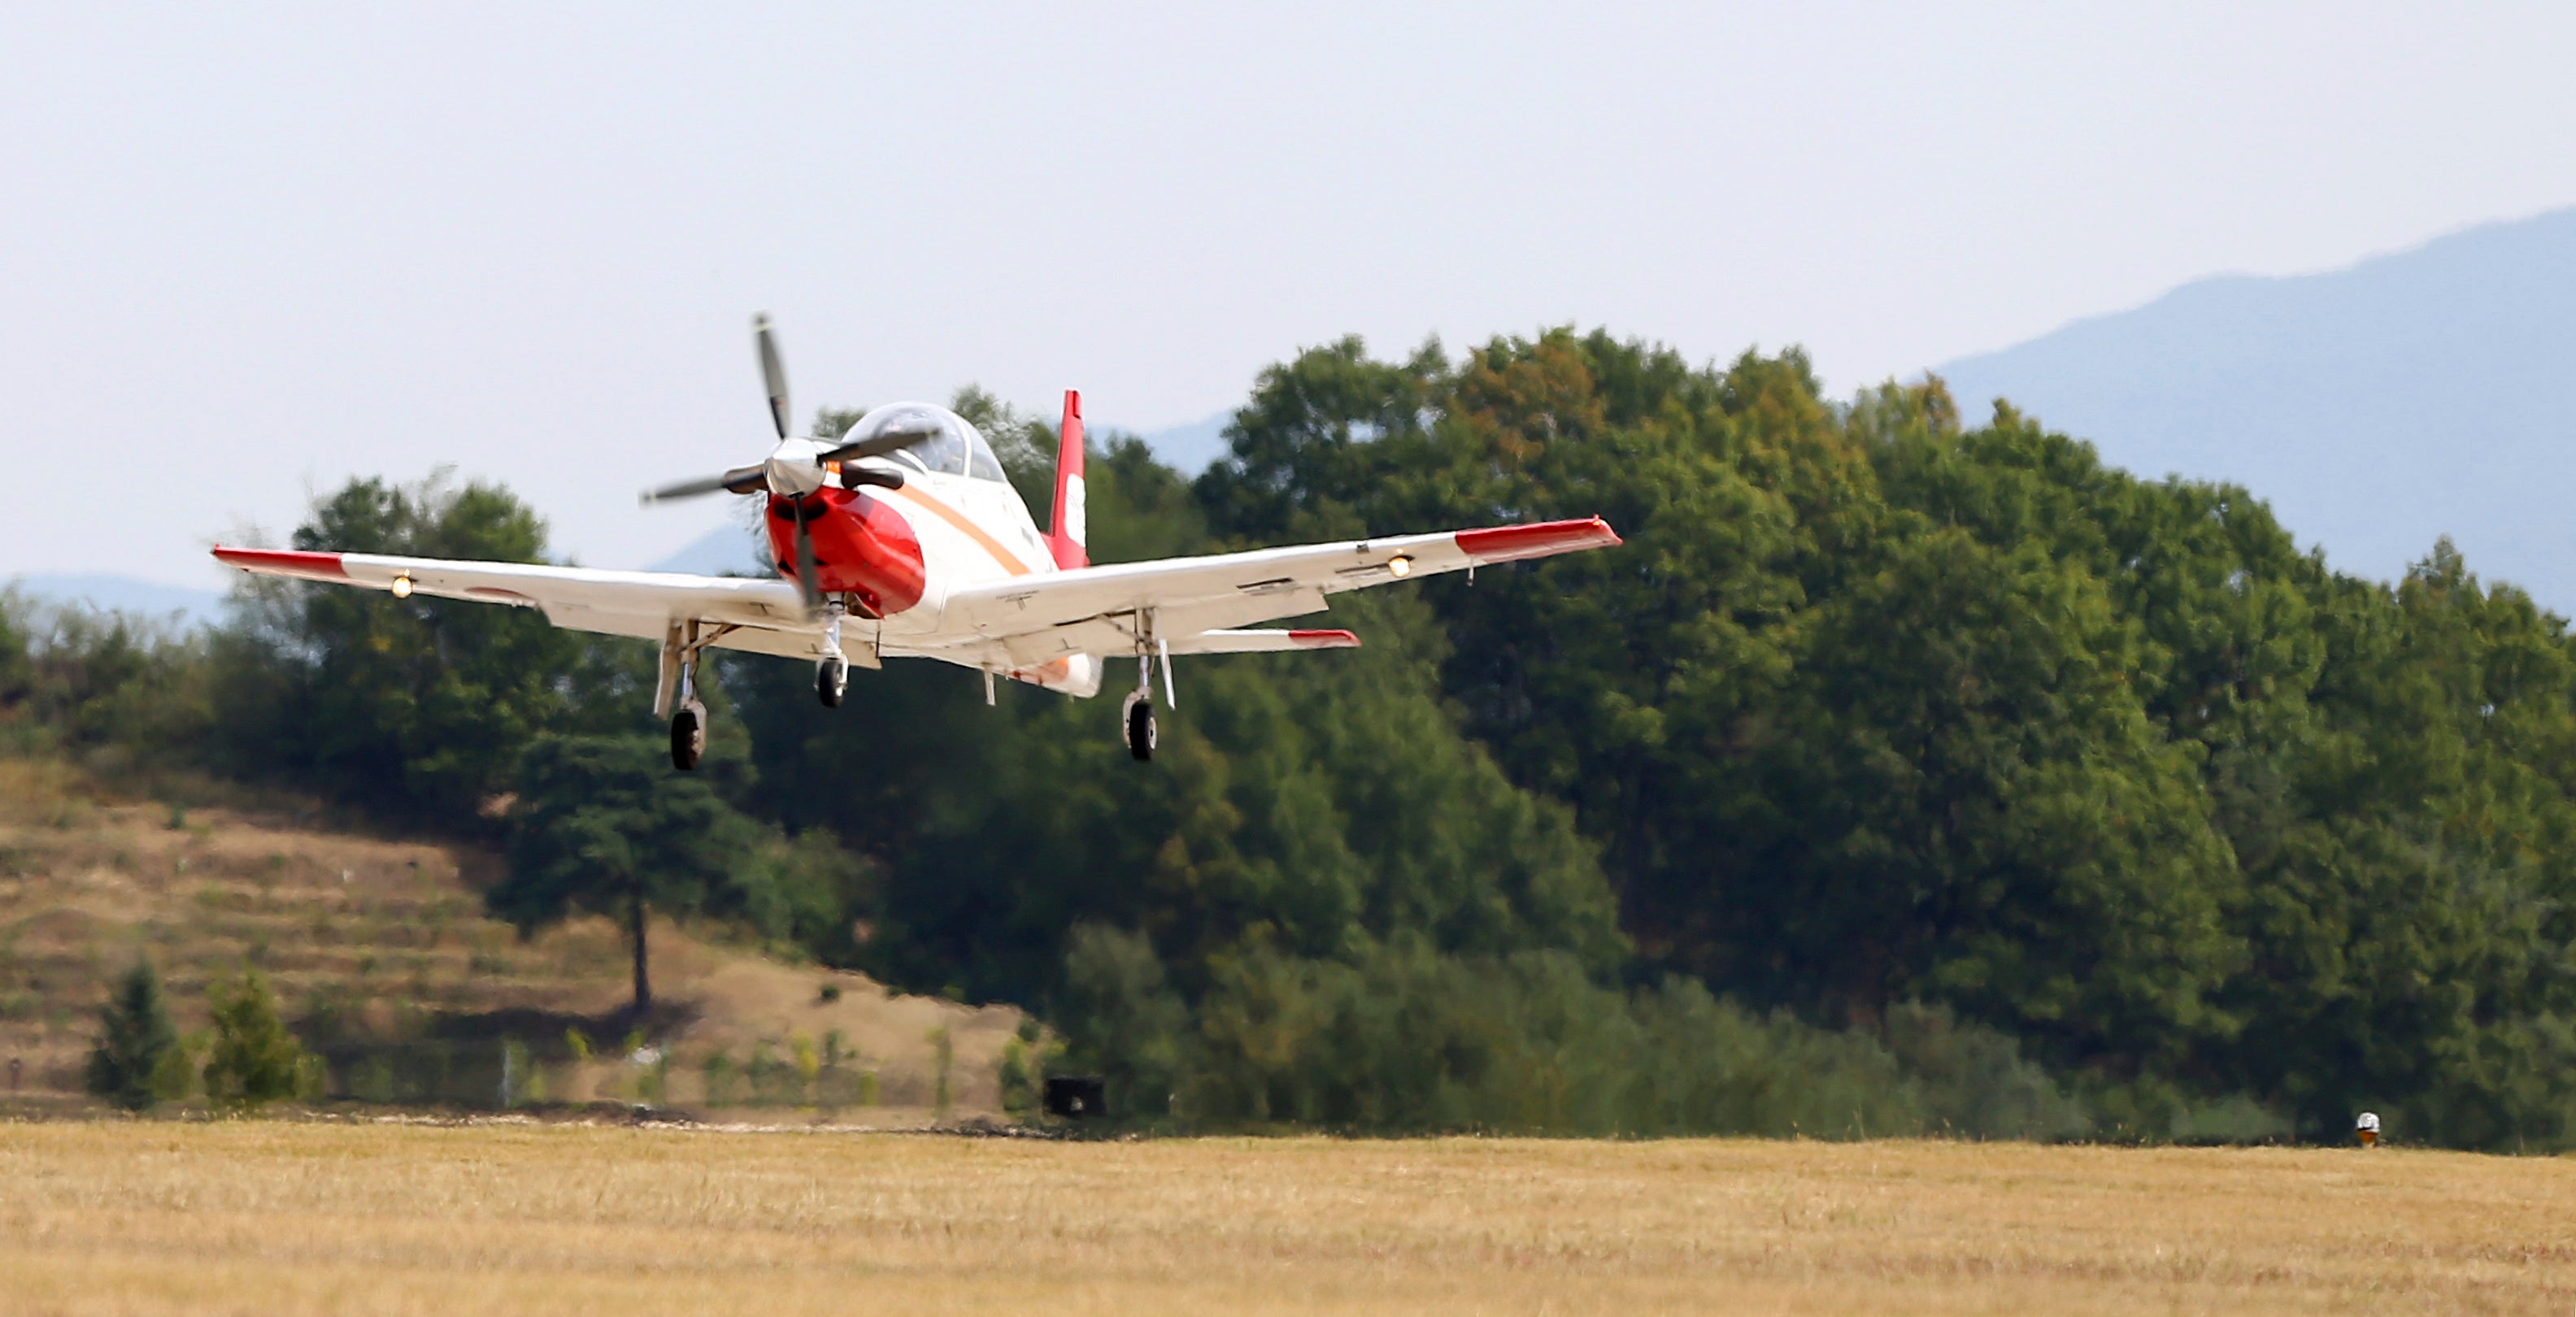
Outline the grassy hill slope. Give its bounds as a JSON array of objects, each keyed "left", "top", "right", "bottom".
[{"left": 0, "top": 755, "right": 1024, "bottom": 1120}]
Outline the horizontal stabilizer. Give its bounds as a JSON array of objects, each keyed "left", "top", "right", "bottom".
[{"left": 1166, "top": 628, "right": 1360, "bottom": 655}]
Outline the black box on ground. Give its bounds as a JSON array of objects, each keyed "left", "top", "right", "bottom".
[{"left": 1043, "top": 1076, "right": 1106, "bottom": 1119}]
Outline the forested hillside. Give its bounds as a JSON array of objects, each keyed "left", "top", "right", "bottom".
[{"left": 11, "top": 328, "right": 2575, "bottom": 1147}]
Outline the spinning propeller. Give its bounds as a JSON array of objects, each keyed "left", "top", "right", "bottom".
[{"left": 639, "top": 315, "right": 935, "bottom": 609}]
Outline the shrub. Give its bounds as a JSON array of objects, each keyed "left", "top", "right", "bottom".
[
  {"left": 1879, "top": 1002, "right": 2091, "bottom": 1141},
  {"left": 702, "top": 1050, "right": 738, "bottom": 1106}
]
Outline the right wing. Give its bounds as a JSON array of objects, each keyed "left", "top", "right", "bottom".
[
  {"left": 209, "top": 546, "right": 841, "bottom": 662},
  {"left": 936, "top": 515, "right": 1619, "bottom": 667}
]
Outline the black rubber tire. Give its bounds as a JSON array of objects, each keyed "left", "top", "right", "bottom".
[
  {"left": 670, "top": 706, "right": 704, "bottom": 772},
  {"left": 1126, "top": 699, "right": 1156, "bottom": 762},
  {"left": 816, "top": 658, "right": 846, "bottom": 708}
]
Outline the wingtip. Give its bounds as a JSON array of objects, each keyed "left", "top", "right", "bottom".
[
  {"left": 1455, "top": 515, "right": 1625, "bottom": 564},
  {"left": 210, "top": 546, "right": 349, "bottom": 579}
]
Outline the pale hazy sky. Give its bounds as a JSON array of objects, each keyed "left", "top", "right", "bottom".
[{"left": 7, "top": 2, "right": 2575, "bottom": 585}]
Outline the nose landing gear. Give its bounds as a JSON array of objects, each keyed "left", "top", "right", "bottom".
[{"left": 816, "top": 601, "right": 850, "bottom": 708}]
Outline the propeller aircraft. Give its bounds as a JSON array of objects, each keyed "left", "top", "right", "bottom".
[{"left": 212, "top": 317, "right": 1624, "bottom": 769}]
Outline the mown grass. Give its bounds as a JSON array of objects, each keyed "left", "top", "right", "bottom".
[{"left": 0, "top": 1122, "right": 2569, "bottom": 1315}]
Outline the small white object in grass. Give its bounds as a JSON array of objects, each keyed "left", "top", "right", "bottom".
[
  {"left": 629, "top": 1047, "right": 662, "bottom": 1067},
  {"left": 2356, "top": 1111, "right": 2381, "bottom": 1145}
]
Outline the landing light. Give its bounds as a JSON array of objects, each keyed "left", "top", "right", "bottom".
[
  {"left": 390, "top": 574, "right": 415, "bottom": 599},
  {"left": 1388, "top": 555, "right": 1412, "bottom": 578}
]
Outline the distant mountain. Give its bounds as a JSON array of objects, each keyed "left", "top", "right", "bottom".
[
  {"left": 7, "top": 573, "right": 225, "bottom": 628},
  {"left": 1938, "top": 208, "right": 2576, "bottom": 611},
  {"left": 646, "top": 524, "right": 768, "bottom": 576},
  {"left": 1133, "top": 411, "right": 1233, "bottom": 473}
]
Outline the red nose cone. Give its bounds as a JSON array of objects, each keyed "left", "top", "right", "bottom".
[{"left": 768, "top": 489, "right": 926, "bottom": 616}]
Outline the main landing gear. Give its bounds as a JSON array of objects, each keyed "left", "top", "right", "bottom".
[
  {"left": 1123, "top": 618, "right": 1173, "bottom": 762},
  {"left": 667, "top": 641, "right": 708, "bottom": 772},
  {"left": 670, "top": 702, "right": 707, "bottom": 772},
  {"left": 1122, "top": 689, "right": 1157, "bottom": 761}
]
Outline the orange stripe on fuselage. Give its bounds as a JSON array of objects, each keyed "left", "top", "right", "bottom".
[{"left": 884, "top": 485, "right": 1038, "bottom": 578}]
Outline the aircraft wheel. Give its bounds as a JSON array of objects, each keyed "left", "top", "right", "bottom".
[
  {"left": 816, "top": 656, "right": 847, "bottom": 708},
  {"left": 1125, "top": 697, "right": 1156, "bottom": 762},
  {"left": 670, "top": 704, "right": 706, "bottom": 772}
]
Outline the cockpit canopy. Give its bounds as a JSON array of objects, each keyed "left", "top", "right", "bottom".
[{"left": 839, "top": 403, "right": 1006, "bottom": 481}]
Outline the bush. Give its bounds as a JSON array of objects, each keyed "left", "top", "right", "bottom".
[
  {"left": 1058, "top": 924, "right": 1189, "bottom": 1119},
  {"left": 1055, "top": 930, "right": 2094, "bottom": 1137},
  {"left": 84, "top": 958, "right": 181, "bottom": 1111},
  {"left": 1879, "top": 1002, "right": 2091, "bottom": 1141}
]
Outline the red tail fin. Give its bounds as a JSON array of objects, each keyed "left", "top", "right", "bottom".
[{"left": 1047, "top": 389, "right": 1088, "bottom": 570}]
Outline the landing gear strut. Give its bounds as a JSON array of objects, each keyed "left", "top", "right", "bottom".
[{"left": 816, "top": 601, "right": 849, "bottom": 708}]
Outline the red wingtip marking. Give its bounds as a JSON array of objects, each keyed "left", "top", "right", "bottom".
[
  {"left": 1287, "top": 629, "right": 1361, "bottom": 649},
  {"left": 1453, "top": 516, "right": 1621, "bottom": 564},
  {"left": 211, "top": 546, "right": 349, "bottom": 579}
]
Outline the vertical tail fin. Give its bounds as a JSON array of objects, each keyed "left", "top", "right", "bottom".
[{"left": 1047, "top": 389, "right": 1088, "bottom": 570}]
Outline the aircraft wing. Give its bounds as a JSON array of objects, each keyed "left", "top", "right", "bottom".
[
  {"left": 207, "top": 546, "right": 837, "bottom": 659},
  {"left": 940, "top": 515, "right": 1620, "bottom": 665}
]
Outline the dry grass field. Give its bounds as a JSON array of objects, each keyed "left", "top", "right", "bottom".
[{"left": 0, "top": 1123, "right": 2569, "bottom": 1316}]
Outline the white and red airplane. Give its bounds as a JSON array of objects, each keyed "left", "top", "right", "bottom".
[{"left": 212, "top": 318, "right": 1622, "bottom": 769}]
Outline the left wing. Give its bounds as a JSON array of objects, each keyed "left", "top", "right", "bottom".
[
  {"left": 939, "top": 515, "right": 1619, "bottom": 666},
  {"left": 208, "top": 546, "right": 838, "bottom": 661}
]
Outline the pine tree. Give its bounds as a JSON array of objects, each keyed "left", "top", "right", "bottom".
[
  {"left": 201, "top": 969, "right": 308, "bottom": 1111},
  {"left": 85, "top": 958, "right": 179, "bottom": 1111}
]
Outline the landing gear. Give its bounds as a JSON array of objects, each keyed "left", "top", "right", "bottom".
[
  {"left": 816, "top": 601, "right": 849, "bottom": 708},
  {"left": 670, "top": 702, "right": 706, "bottom": 772},
  {"left": 1123, "top": 689, "right": 1157, "bottom": 761},
  {"left": 1123, "top": 613, "right": 1169, "bottom": 762},
  {"left": 658, "top": 620, "right": 714, "bottom": 772}
]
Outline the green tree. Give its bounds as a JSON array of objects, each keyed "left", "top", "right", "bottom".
[
  {"left": 220, "top": 471, "right": 647, "bottom": 821},
  {"left": 1056, "top": 924, "right": 1189, "bottom": 1119},
  {"left": 85, "top": 958, "right": 180, "bottom": 1111},
  {"left": 488, "top": 734, "right": 846, "bottom": 1014},
  {"left": 202, "top": 969, "right": 311, "bottom": 1111}
]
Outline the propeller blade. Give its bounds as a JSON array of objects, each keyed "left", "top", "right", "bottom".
[
  {"left": 816, "top": 424, "right": 938, "bottom": 465},
  {"left": 793, "top": 515, "right": 823, "bottom": 611},
  {"left": 755, "top": 313, "right": 790, "bottom": 440},
  {"left": 639, "top": 464, "right": 768, "bottom": 506}
]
